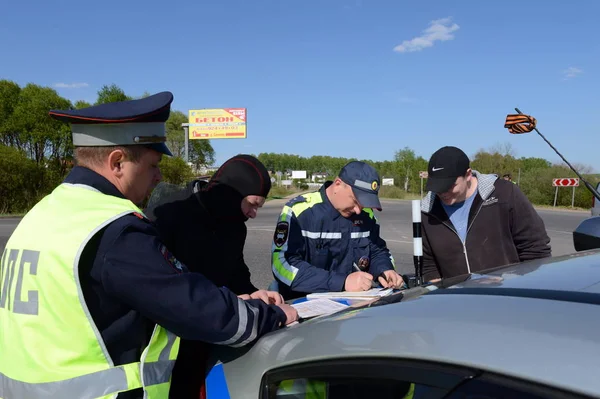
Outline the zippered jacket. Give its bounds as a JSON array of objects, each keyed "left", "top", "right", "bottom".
[
  {"left": 272, "top": 182, "right": 396, "bottom": 300},
  {"left": 420, "top": 171, "right": 551, "bottom": 281}
]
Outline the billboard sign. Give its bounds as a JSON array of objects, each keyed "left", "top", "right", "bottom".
[
  {"left": 291, "top": 170, "right": 307, "bottom": 179},
  {"left": 188, "top": 108, "right": 246, "bottom": 139}
]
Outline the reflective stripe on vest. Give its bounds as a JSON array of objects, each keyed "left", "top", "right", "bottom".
[{"left": 0, "top": 183, "right": 180, "bottom": 399}]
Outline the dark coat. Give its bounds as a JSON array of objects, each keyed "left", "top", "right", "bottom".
[
  {"left": 146, "top": 180, "right": 259, "bottom": 294},
  {"left": 420, "top": 171, "right": 551, "bottom": 282},
  {"left": 145, "top": 154, "right": 272, "bottom": 399}
]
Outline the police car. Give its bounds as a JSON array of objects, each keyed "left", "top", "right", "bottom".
[{"left": 203, "top": 248, "right": 600, "bottom": 399}]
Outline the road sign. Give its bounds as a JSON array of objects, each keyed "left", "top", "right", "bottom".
[
  {"left": 552, "top": 178, "right": 579, "bottom": 187},
  {"left": 552, "top": 178, "right": 579, "bottom": 208}
]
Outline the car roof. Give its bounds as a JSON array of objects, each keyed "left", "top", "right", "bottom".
[{"left": 219, "top": 250, "right": 600, "bottom": 398}]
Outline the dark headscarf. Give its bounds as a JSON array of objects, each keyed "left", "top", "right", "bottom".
[{"left": 199, "top": 154, "right": 271, "bottom": 222}]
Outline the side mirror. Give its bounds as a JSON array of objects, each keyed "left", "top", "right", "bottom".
[{"left": 573, "top": 216, "right": 600, "bottom": 251}]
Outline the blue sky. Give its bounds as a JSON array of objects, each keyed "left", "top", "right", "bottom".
[{"left": 1, "top": 1, "right": 598, "bottom": 171}]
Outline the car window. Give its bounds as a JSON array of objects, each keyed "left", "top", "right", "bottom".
[
  {"left": 262, "top": 359, "right": 590, "bottom": 399},
  {"left": 267, "top": 377, "right": 439, "bottom": 399},
  {"left": 446, "top": 375, "right": 589, "bottom": 399},
  {"left": 262, "top": 358, "right": 474, "bottom": 399}
]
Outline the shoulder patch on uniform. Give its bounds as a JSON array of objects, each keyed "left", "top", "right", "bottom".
[
  {"left": 273, "top": 221, "right": 289, "bottom": 248},
  {"left": 286, "top": 195, "right": 308, "bottom": 207},
  {"left": 132, "top": 212, "right": 145, "bottom": 220},
  {"left": 160, "top": 245, "right": 185, "bottom": 273}
]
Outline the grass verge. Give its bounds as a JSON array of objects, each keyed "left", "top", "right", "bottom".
[
  {"left": 378, "top": 186, "right": 423, "bottom": 201},
  {"left": 267, "top": 186, "right": 305, "bottom": 200}
]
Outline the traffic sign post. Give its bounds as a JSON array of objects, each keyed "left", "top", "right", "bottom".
[{"left": 552, "top": 178, "right": 579, "bottom": 208}]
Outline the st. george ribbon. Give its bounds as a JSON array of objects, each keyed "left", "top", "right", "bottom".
[{"left": 412, "top": 199, "right": 423, "bottom": 286}]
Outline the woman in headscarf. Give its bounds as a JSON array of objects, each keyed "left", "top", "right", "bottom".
[{"left": 145, "top": 154, "right": 281, "bottom": 398}]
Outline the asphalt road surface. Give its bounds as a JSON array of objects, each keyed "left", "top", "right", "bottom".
[{"left": 0, "top": 200, "right": 591, "bottom": 290}]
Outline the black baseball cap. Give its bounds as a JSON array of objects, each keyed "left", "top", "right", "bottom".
[
  {"left": 425, "top": 146, "right": 470, "bottom": 193},
  {"left": 339, "top": 161, "right": 382, "bottom": 210}
]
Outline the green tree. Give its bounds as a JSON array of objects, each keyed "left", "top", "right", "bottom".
[
  {"left": 393, "top": 147, "right": 427, "bottom": 192},
  {"left": 95, "top": 84, "right": 132, "bottom": 104},
  {"left": 0, "top": 80, "right": 23, "bottom": 148},
  {"left": 74, "top": 100, "right": 92, "bottom": 109},
  {"left": 165, "top": 110, "right": 215, "bottom": 168},
  {"left": 159, "top": 156, "right": 195, "bottom": 185},
  {"left": 7, "top": 83, "right": 73, "bottom": 167},
  {"left": 0, "top": 144, "right": 45, "bottom": 213},
  {"left": 520, "top": 157, "right": 551, "bottom": 171}
]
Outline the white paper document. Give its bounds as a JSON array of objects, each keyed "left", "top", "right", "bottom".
[
  {"left": 306, "top": 288, "right": 393, "bottom": 300},
  {"left": 291, "top": 299, "right": 349, "bottom": 319}
]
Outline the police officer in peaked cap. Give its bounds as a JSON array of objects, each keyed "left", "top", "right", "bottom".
[{"left": 0, "top": 92, "right": 298, "bottom": 399}]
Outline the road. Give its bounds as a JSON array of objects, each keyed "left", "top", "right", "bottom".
[{"left": 0, "top": 201, "right": 590, "bottom": 290}]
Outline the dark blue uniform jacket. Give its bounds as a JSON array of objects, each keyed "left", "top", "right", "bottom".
[
  {"left": 69, "top": 167, "right": 286, "bottom": 398},
  {"left": 272, "top": 182, "right": 396, "bottom": 300}
]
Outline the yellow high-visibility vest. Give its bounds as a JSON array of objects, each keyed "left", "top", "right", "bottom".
[{"left": 0, "top": 183, "right": 180, "bottom": 399}]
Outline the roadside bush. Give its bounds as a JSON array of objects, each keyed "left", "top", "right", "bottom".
[
  {"left": 519, "top": 167, "right": 596, "bottom": 208},
  {"left": 293, "top": 179, "right": 308, "bottom": 190}
]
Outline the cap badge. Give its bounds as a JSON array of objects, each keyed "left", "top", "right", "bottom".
[{"left": 371, "top": 181, "right": 378, "bottom": 191}]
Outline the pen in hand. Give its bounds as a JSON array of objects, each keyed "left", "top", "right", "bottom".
[{"left": 353, "top": 262, "right": 379, "bottom": 288}]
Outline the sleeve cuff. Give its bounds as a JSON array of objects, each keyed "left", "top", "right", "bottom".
[
  {"left": 329, "top": 273, "right": 348, "bottom": 292},
  {"left": 272, "top": 305, "right": 287, "bottom": 326},
  {"left": 423, "top": 271, "right": 441, "bottom": 282}
]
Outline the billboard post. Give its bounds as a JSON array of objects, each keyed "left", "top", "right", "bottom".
[{"left": 182, "top": 123, "right": 189, "bottom": 163}]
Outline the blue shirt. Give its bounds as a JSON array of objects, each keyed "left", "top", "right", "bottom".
[{"left": 441, "top": 190, "right": 476, "bottom": 243}]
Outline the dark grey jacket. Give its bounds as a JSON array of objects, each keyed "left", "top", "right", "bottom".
[{"left": 420, "top": 171, "right": 551, "bottom": 281}]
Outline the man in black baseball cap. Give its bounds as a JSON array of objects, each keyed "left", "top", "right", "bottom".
[
  {"left": 419, "top": 145, "right": 551, "bottom": 284},
  {"left": 425, "top": 146, "right": 472, "bottom": 201}
]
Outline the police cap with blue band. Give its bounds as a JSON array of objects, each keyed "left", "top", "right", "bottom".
[
  {"left": 48, "top": 91, "right": 174, "bottom": 156},
  {"left": 339, "top": 161, "right": 382, "bottom": 210}
]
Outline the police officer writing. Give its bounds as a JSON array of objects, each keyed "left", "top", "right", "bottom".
[
  {"left": 0, "top": 92, "right": 297, "bottom": 399},
  {"left": 420, "top": 146, "right": 551, "bottom": 283},
  {"left": 271, "top": 161, "right": 404, "bottom": 300}
]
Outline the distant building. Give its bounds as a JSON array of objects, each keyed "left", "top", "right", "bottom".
[{"left": 311, "top": 172, "right": 327, "bottom": 182}]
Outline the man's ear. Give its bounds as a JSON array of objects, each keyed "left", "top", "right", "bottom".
[{"left": 107, "top": 149, "right": 126, "bottom": 177}]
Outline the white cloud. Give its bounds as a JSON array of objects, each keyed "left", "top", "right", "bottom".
[
  {"left": 53, "top": 82, "right": 89, "bottom": 89},
  {"left": 393, "top": 17, "right": 460, "bottom": 53},
  {"left": 563, "top": 67, "right": 583, "bottom": 79}
]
